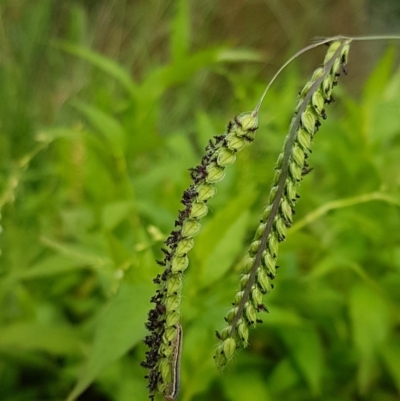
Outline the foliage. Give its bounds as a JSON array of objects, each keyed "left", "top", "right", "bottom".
[{"left": 1, "top": 1, "right": 400, "bottom": 401}]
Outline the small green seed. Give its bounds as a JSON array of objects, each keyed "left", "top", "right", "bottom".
[
  {"left": 222, "top": 338, "right": 237, "bottom": 360},
  {"left": 341, "top": 42, "right": 350, "bottom": 64},
  {"left": 331, "top": 57, "right": 341, "bottom": 76},
  {"left": 214, "top": 345, "right": 228, "bottom": 369},
  {"left": 280, "top": 198, "right": 293, "bottom": 224},
  {"left": 206, "top": 163, "right": 225, "bottom": 183},
  {"left": 166, "top": 294, "right": 181, "bottom": 312},
  {"left": 257, "top": 269, "right": 271, "bottom": 293},
  {"left": 220, "top": 327, "right": 231, "bottom": 340},
  {"left": 262, "top": 205, "right": 272, "bottom": 221},
  {"left": 166, "top": 310, "right": 180, "bottom": 327},
  {"left": 276, "top": 153, "right": 284, "bottom": 168},
  {"left": 292, "top": 143, "right": 305, "bottom": 167},
  {"left": 268, "top": 186, "right": 278, "bottom": 203},
  {"left": 249, "top": 240, "right": 261, "bottom": 256},
  {"left": 226, "top": 307, "right": 239, "bottom": 324},
  {"left": 176, "top": 237, "right": 194, "bottom": 256},
  {"left": 159, "top": 357, "right": 172, "bottom": 383},
  {"left": 296, "top": 128, "right": 311, "bottom": 151},
  {"left": 275, "top": 217, "right": 287, "bottom": 239},
  {"left": 226, "top": 134, "right": 246, "bottom": 151},
  {"left": 237, "top": 321, "right": 249, "bottom": 346},
  {"left": 182, "top": 219, "right": 201, "bottom": 238},
  {"left": 300, "top": 81, "right": 312, "bottom": 99},
  {"left": 301, "top": 108, "right": 316, "bottom": 134},
  {"left": 240, "top": 274, "right": 250, "bottom": 290},
  {"left": 272, "top": 169, "right": 281, "bottom": 185},
  {"left": 244, "top": 302, "right": 257, "bottom": 325},
  {"left": 234, "top": 291, "right": 244, "bottom": 305},
  {"left": 312, "top": 89, "right": 325, "bottom": 116},
  {"left": 190, "top": 202, "right": 208, "bottom": 219},
  {"left": 217, "top": 148, "right": 237, "bottom": 167},
  {"left": 163, "top": 325, "right": 179, "bottom": 343},
  {"left": 255, "top": 223, "right": 266, "bottom": 240},
  {"left": 196, "top": 183, "right": 216, "bottom": 201},
  {"left": 236, "top": 112, "right": 258, "bottom": 132},
  {"left": 322, "top": 74, "right": 334, "bottom": 98},
  {"left": 166, "top": 273, "right": 182, "bottom": 294},
  {"left": 311, "top": 67, "right": 325, "bottom": 82},
  {"left": 267, "top": 233, "right": 279, "bottom": 257},
  {"left": 171, "top": 256, "right": 189, "bottom": 273},
  {"left": 243, "top": 257, "right": 255, "bottom": 273},
  {"left": 289, "top": 161, "right": 302, "bottom": 181},
  {"left": 324, "top": 41, "right": 342, "bottom": 64},
  {"left": 262, "top": 250, "right": 276, "bottom": 276},
  {"left": 251, "top": 285, "right": 263, "bottom": 306}
]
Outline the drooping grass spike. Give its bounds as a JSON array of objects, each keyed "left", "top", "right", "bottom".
[
  {"left": 214, "top": 39, "right": 351, "bottom": 369},
  {"left": 141, "top": 111, "right": 259, "bottom": 400}
]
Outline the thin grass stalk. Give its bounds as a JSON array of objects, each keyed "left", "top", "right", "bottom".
[
  {"left": 141, "top": 111, "right": 259, "bottom": 399},
  {"left": 214, "top": 39, "right": 351, "bottom": 368}
]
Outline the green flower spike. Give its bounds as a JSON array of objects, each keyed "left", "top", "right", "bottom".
[
  {"left": 214, "top": 39, "right": 351, "bottom": 369},
  {"left": 142, "top": 111, "right": 259, "bottom": 400}
]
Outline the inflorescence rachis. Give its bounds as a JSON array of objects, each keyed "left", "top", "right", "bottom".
[
  {"left": 141, "top": 111, "right": 259, "bottom": 399},
  {"left": 214, "top": 40, "right": 351, "bottom": 368}
]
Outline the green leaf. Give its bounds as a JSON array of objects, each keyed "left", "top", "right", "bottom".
[
  {"left": 56, "top": 41, "right": 137, "bottom": 96},
  {"left": 72, "top": 101, "right": 127, "bottom": 153},
  {"left": 221, "top": 371, "right": 271, "bottom": 401},
  {"left": 20, "top": 255, "right": 88, "bottom": 279},
  {"left": 102, "top": 201, "right": 135, "bottom": 230},
  {"left": 216, "top": 48, "right": 266, "bottom": 63},
  {"left": 280, "top": 325, "right": 323, "bottom": 397},
  {"left": 171, "top": 0, "right": 189, "bottom": 61},
  {"left": 380, "top": 339, "right": 400, "bottom": 394},
  {"left": 66, "top": 283, "right": 153, "bottom": 401},
  {"left": 104, "top": 231, "right": 133, "bottom": 269},
  {"left": 363, "top": 47, "right": 396, "bottom": 103},
  {"left": 0, "top": 323, "right": 82, "bottom": 356},
  {"left": 40, "top": 236, "right": 113, "bottom": 269},
  {"left": 350, "top": 283, "right": 390, "bottom": 393},
  {"left": 268, "top": 358, "right": 300, "bottom": 395}
]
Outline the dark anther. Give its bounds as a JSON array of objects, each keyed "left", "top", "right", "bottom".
[
  {"left": 234, "top": 116, "right": 243, "bottom": 128},
  {"left": 301, "top": 166, "right": 314, "bottom": 176},
  {"left": 242, "top": 134, "right": 254, "bottom": 142},
  {"left": 161, "top": 248, "right": 171, "bottom": 257},
  {"left": 215, "top": 134, "right": 225, "bottom": 143}
]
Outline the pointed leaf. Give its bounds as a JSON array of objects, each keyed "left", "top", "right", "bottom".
[
  {"left": 350, "top": 283, "right": 390, "bottom": 393},
  {"left": 280, "top": 325, "right": 323, "bottom": 396},
  {"left": 67, "top": 283, "right": 152, "bottom": 401},
  {"left": 56, "top": 41, "right": 137, "bottom": 96},
  {"left": 72, "top": 101, "right": 127, "bottom": 153}
]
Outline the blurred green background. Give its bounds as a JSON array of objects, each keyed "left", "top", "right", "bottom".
[{"left": 1, "top": 1, "right": 400, "bottom": 400}]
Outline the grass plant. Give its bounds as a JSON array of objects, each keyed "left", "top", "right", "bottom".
[{"left": 1, "top": 2, "right": 400, "bottom": 400}]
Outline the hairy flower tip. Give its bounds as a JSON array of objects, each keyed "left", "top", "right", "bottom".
[
  {"left": 142, "top": 111, "right": 259, "bottom": 398},
  {"left": 215, "top": 39, "right": 351, "bottom": 369}
]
